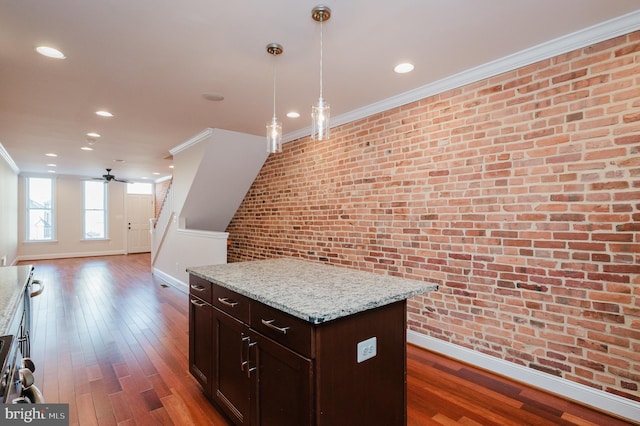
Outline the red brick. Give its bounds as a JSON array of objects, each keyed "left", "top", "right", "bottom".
[{"left": 227, "top": 30, "right": 640, "bottom": 404}]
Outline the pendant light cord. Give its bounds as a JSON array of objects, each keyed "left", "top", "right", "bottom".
[
  {"left": 272, "top": 54, "right": 277, "bottom": 120},
  {"left": 319, "top": 17, "right": 323, "bottom": 101}
]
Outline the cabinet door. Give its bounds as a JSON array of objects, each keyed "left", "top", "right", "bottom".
[
  {"left": 212, "top": 308, "right": 252, "bottom": 425},
  {"left": 250, "top": 331, "right": 313, "bottom": 426},
  {"left": 189, "top": 296, "right": 213, "bottom": 395}
]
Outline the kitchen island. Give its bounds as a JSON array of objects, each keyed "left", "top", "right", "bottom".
[{"left": 187, "top": 258, "right": 437, "bottom": 426}]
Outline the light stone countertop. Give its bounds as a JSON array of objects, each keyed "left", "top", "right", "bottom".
[
  {"left": 187, "top": 258, "right": 438, "bottom": 324},
  {"left": 0, "top": 265, "right": 33, "bottom": 335}
]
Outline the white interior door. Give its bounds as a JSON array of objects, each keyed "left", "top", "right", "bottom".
[{"left": 126, "top": 193, "right": 154, "bottom": 253}]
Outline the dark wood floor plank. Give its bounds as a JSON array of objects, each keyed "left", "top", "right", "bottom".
[{"left": 19, "top": 254, "right": 634, "bottom": 426}]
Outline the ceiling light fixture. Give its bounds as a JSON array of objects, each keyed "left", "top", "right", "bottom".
[
  {"left": 394, "top": 62, "right": 415, "bottom": 74},
  {"left": 36, "top": 46, "right": 66, "bottom": 59},
  {"left": 81, "top": 146, "right": 93, "bottom": 151},
  {"left": 287, "top": 112, "right": 300, "bottom": 118},
  {"left": 86, "top": 132, "right": 101, "bottom": 138},
  {"left": 45, "top": 153, "right": 57, "bottom": 157},
  {"left": 311, "top": 5, "right": 331, "bottom": 141},
  {"left": 95, "top": 110, "right": 113, "bottom": 117},
  {"left": 266, "top": 43, "right": 284, "bottom": 154}
]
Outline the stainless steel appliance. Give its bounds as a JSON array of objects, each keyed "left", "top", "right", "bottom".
[{"left": 0, "top": 270, "right": 44, "bottom": 403}]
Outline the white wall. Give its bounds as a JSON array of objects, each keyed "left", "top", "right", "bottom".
[
  {"left": 0, "top": 144, "right": 19, "bottom": 265},
  {"left": 174, "top": 128, "right": 268, "bottom": 232},
  {"left": 153, "top": 218, "right": 228, "bottom": 291},
  {"left": 18, "top": 174, "right": 127, "bottom": 260}
]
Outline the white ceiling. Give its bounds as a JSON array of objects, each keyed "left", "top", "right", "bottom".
[{"left": 1, "top": 1, "right": 639, "bottom": 182}]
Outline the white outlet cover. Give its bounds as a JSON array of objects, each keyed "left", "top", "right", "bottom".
[{"left": 357, "top": 337, "right": 377, "bottom": 363}]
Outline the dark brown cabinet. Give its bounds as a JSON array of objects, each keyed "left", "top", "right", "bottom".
[
  {"left": 188, "top": 275, "right": 214, "bottom": 394},
  {"left": 211, "top": 308, "right": 251, "bottom": 424},
  {"left": 250, "top": 331, "right": 313, "bottom": 425},
  {"left": 189, "top": 273, "right": 408, "bottom": 426},
  {"left": 210, "top": 307, "right": 313, "bottom": 425}
]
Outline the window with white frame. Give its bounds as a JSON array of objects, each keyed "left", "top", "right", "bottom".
[
  {"left": 83, "top": 181, "right": 106, "bottom": 239},
  {"left": 26, "top": 177, "right": 54, "bottom": 241},
  {"left": 126, "top": 182, "right": 153, "bottom": 195}
]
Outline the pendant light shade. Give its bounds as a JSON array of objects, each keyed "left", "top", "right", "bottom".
[
  {"left": 266, "top": 43, "right": 283, "bottom": 153},
  {"left": 266, "top": 116, "right": 282, "bottom": 153},
  {"left": 311, "top": 6, "right": 331, "bottom": 141}
]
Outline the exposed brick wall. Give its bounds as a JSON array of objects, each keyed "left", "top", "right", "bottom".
[{"left": 227, "top": 31, "right": 640, "bottom": 402}]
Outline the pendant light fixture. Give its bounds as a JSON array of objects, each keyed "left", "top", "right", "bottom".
[
  {"left": 311, "top": 5, "right": 331, "bottom": 141},
  {"left": 266, "top": 43, "right": 284, "bottom": 153}
]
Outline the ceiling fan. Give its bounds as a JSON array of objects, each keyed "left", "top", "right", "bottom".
[{"left": 93, "top": 168, "right": 129, "bottom": 183}]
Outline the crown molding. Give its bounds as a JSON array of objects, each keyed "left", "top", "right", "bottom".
[
  {"left": 284, "top": 9, "right": 640, "bottom": 143},
  {"left": 170, "top": 128, "right": 214, "bottom": 155},
  {"left": 0, "top": 142, "right": 20, "bottom": 174}
]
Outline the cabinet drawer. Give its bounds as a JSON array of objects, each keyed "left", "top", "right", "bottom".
[
  {"left": 189, "top": 275, "right": 212, "bottom": 304},
  {"left": 211, "top": 284, "right": 251, "bottom": 324},
  {"left": 251, "top": 302, "right": 315, "bottom": 359}
]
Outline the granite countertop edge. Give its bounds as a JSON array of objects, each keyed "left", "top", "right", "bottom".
[
  {"left": 0, "top": 265, "right": 33, "bottom": 335},
  {"left": 187, "top": 259, "right": 438, "bottom": 324}
]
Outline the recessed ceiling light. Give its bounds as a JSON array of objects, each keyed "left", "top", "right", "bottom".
[
  {"left": 113, "top": 159, "right": 125, "bottom": 163},
  {"left": 394, "top": 63, "right": 414, "bottom": 74},
  {"left": 152, "top": 172, "right": 161, "bottom": 175},
  {"left": 96, "top": 110, "right": 114, "bottom": 117},
  {"left": 48, "top": 170, "right": 56, "bottom": 173},
  {"left": 86, "top": 132, "right": 101, "bottom": 138},
  {"left": 47, "top": 163, "right": 56, "bottom": 167},
  {"left": 81, "top": 146, "right": 93, "bottom": 151},
  {"left": 36, "top": 46, "right": 66, "bottom": 59},
  {"left": 287, "top": 112, "right": 301, "bottom": 118},
  {"left": 169, "top": 165, "right": 174, "bottom": 169},
  {"left": 45, "top": 153, "right": 57, "bottom": 157}
]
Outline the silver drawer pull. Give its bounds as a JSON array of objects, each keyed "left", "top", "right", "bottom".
[
  {"left": 217, "top": 297, "right": 238, "bottom": 308},
  {"left": 261, "top": 319, "right": 290, "bottom": 335},
  {"left": 190, "top": 298, "right": 206, "bottom": 307},
  {"left": 190, "top": 284, "right": 206, "bottom": 292},
  {"left": 30, "top": 279, "right": 44, "bottom": 298}
]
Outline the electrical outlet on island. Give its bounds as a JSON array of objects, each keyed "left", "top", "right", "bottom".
[{"left": 357, "top": 337, "right": 377, "bottom": 363}]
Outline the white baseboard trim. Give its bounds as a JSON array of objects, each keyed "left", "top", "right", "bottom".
[
  {"left": 407, "top": 330, "right": 640, "bottom": 423},
  {"left": 152, "top": 267, "right": 188, "bottom": 294},
  {"left": 17, "top": 250, "right": 126, "bottom": 262}
]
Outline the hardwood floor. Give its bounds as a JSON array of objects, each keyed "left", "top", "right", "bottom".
[{"left": 19, "top": 254, "right": 635, "bottom": 425}]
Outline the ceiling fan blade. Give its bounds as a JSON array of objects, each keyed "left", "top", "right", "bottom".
[{"left": 92, "top": 168, "right": 127, "bottom": 182}]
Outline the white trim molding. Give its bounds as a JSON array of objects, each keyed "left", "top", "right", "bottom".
[
  {"left": 152, "top": 267, "right": 188, "bottom": 294},
  {"left": 176, "top": 228, "right": 229, "bottom": 239},
  {"left": 284, "top": 9, "right": 640, "bottom": 143},
  {"left": 17, "top": 250, "right": 126, "bottom": 262},
  {"left": 0, "top": 142, "right": 20, "bottom": 174},
  {"left": 408, "top": 330, "right": 640, "bottom": 423},
  {"left": 169, "top": 128, "right": 214, "bottom": 156}
]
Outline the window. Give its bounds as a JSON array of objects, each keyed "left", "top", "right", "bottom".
[
  {"left": 126, "top": 182, "right": 153, "bottom": 195},
  {"left": 26, "top": 177, "right": 54, "bottom": 241},
  {"left": 84, "top": 181, "right": 106, "bottom": 239}
]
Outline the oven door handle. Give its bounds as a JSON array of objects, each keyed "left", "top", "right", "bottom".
[{"left": 30, "top": 279, "right": 44, "bottom": 298}]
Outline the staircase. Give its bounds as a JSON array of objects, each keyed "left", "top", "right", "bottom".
[{"left": 150, "top": 128, "right": 268, "bottom": 289}]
